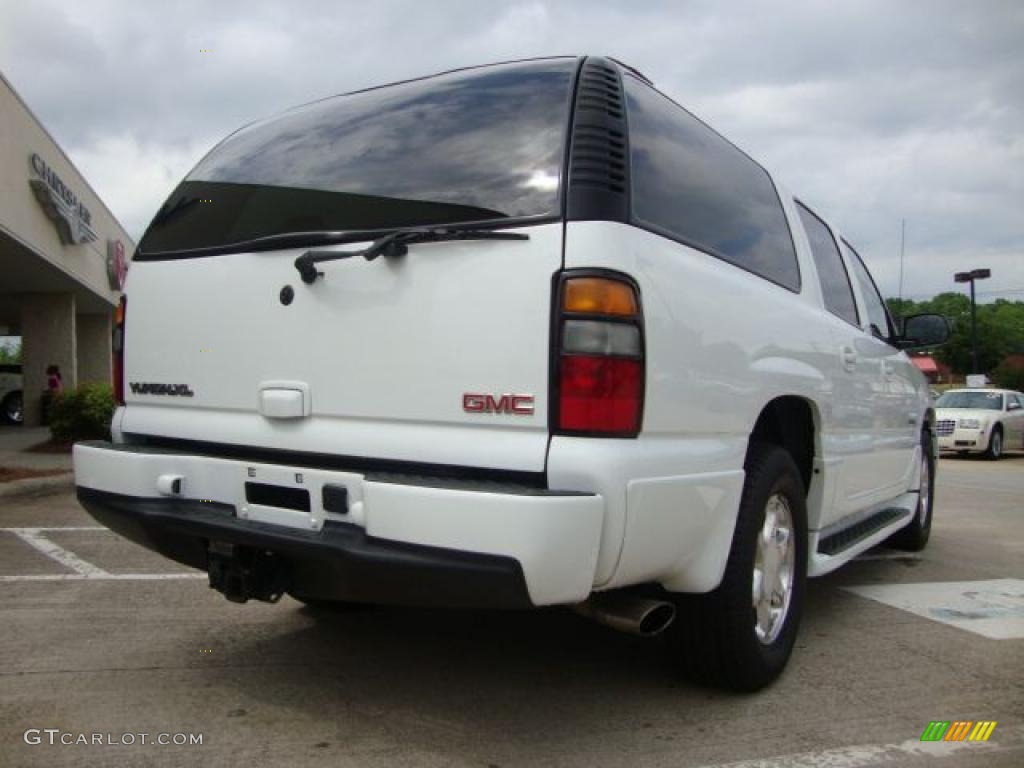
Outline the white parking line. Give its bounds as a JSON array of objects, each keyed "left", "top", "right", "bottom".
[
  {"left": 0, "top": 526, "right": 204, "bottom": 582},
  {"left": 8, "top": 528, "right": 111, "bottom": 577},
  {"left": 844, "top": 579, "right": 1024, "bottom": 639},
  {"left": 695, "top": 723, "right": 1022, "bottom": 768}
]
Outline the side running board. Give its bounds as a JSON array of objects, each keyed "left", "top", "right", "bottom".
[{"left": 816, "top": 507, "right": 913, "bottom": 556}]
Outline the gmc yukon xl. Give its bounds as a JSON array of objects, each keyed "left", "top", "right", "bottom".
[{"left": 74, "top": 56, "right": 950, "bottom": 690}]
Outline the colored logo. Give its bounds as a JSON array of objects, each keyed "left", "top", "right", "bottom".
[
  {"left": 921, "top": 721, "right": 997, "bottom": 742},
  {"left": 107, "top": 239, "right": 129, "bottom": 291}
]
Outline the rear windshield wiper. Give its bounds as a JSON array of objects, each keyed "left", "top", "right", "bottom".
[{"left": 294, "top": 227, "right": 529, "bottom": 284}]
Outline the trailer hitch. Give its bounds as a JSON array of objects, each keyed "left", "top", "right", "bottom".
[{"left": 206, "top": 542, "right": 288, "bottom": 603}]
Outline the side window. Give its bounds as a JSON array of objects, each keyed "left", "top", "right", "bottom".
[
  {"left": 795, "top": 202, "right": 858, "bottom": 326},
  {"left": 842, "top": 241, "right": 893, "bottom": 342},
  {"left": 624, "top": 77, "right": 800, "bottom": 292}
]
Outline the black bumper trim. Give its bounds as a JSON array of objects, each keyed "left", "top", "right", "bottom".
[
  {"left": 77, "top": 487, "right": 533, "bottom": 609},
  {"left": 112, "top": 434, "right": 548, "bottom": 488}
]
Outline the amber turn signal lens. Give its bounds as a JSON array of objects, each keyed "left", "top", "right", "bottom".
[{"left": 563, "top": 277, "right": 638, "bottom": 316}]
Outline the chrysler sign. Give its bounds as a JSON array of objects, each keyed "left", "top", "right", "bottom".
[{"left": 28, "top": 153, "right": 96, "bottom": 245}]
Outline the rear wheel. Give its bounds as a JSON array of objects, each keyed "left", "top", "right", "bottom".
[
  {"left": 984, "top": 426, "right": 1003, "bottom": 460},
  {"left": 2, "top": 391, "right": 22, "bottom": 425},
  {"left": 667, "top": 443, "right": 807, "bottom": 692},
  {"left": 890, "top": 430, "right": 934, "bottom": 551}
]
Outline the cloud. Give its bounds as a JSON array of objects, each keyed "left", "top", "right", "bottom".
[
  {"left": 66, "top": 133, "right": 215, "bottom": 238},
  {"left": 1, "top": 0, "right": 1021, "bottom": 299}
]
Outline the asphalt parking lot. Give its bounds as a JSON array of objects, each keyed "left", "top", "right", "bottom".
[{"left": 1, "top": 455, "right": 1022, "bottom": 768}]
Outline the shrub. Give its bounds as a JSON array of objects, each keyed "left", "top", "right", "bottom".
[
  {"left": 48, "top": 383, "right": 115, "bottom": 443},
  {"left": 992, "top": 361, "right": 1024, "bottom": 391}
]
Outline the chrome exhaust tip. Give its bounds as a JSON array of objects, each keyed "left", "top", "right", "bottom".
[{"left": 573, "top": 593, "right": 676, "bottom": 637}]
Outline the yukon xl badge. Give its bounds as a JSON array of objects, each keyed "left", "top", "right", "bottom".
[
  {"left": 463, "top": 393, "right": 534, "bottom": 415},
  {"left": 129, "top": 382, "right": 195, "bottom": 397}
]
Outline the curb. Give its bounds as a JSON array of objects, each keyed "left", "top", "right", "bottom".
[{"left": 0, "top": 472, "right": 74, "bottom": 500}]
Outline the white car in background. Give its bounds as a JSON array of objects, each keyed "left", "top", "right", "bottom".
[
  {"left": 935, "top": 388, "right": 1024, "bottom": 459},
  {"left": 0, "top": 364, "right": 23, "bottom": 425}
]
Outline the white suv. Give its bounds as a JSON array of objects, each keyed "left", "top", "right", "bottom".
[{"left": 73, "top": 57, "right": 950, "bottom": 690}]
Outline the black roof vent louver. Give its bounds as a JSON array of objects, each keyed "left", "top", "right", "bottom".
[{"left": 566, "top": 57, "right": 630, "bottom": 222}]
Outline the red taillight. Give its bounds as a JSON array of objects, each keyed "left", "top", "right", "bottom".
[
  {"left": 559, "top": 355, "right": 642, "bottom": 433},
  {"left": 554, "top": 274, "right": 643, "bottom": 437},
  {"left": 113, "top": 296, "right": 126, "bottom": 405}
]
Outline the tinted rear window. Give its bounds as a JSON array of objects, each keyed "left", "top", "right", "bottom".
[
  {"left": 138, "top": 58, "right": 577, "bottom": 256},
  {"left": 843, "top": 241, "right": 894, "bottom": 341},
  {"left": 796, "top": 202, "right": 858, "bottom": 326},
  {"left": 624, "top": 76, "right": 800, "bottom": 291}
]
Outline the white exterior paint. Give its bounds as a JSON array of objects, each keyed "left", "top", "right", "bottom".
[
  {"left": 68, "top": 50, "right": 939, "bottom": 630},
  {"left": 119, "top": 224, "right": 563, "bottom": 473},
  {"left": 75, "top": 190, "right": 934, "bottom": 606}
]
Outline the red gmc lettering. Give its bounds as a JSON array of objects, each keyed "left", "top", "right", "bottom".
[{"left": 462, "top": 393, "right": 535, "bottom": 415}]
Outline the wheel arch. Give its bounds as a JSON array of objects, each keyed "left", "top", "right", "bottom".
[{"left": 746, "top": 395, "right": 820, "bottom": 494}]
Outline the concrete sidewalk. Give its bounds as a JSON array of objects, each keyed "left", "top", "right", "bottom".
[
  {"left": 0, "top": 426, "right": 72, "bottom": 498},
  {"left": 0, "top": 426, "right": 72, "bottom": 470}
]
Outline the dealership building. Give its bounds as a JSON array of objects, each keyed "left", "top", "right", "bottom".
[{"left": 1, "top": 70, "right": 133, "bottom": 426}]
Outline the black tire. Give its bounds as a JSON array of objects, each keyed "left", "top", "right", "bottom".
[
  {"left": 890, "top": 430, "right": 935, "bottom": 551},
  {"left": 983, "top": 425, "right": 1003, "bottom": 461},
  {"left": 667, "top": 443, "right": 807, "bottom": 692},
  {"left": 2, "top": 391, "right": 23, "bottom": 425}
]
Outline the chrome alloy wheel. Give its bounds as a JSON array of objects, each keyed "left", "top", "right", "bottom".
[
  {"left": 4, "top": 393, "right": 22, "bottom": 424},
  {"left": 752, "top": 493, "right": 795, "bottom": 645}
]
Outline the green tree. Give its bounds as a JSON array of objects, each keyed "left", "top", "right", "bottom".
[
  {"left": 886, "top": 294, "right": 1024, "bottom": 375},
  {"left": 886, "top": 297, "right": 919, "bottom": 319}
]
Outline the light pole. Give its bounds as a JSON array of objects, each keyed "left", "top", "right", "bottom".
[{"left": 954, "top": 268, "right": 991, "bottom": 374}]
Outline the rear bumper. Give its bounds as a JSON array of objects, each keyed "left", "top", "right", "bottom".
[
  {"left": 77, "top": 487, "right": 533, "bottom": 608},
  {"left": 73, "top": 441, "right": 605, "bottom": 607}
]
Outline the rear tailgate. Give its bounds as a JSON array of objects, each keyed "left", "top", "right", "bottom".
[{"left": 121, "top": 224, "right": 560, "bottom": 472}]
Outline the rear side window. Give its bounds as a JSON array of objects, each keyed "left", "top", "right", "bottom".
[
  {"left": 843, "top": 241, "right": 893, "bottom": 342},
  {"left": 137, "top": 58, "right": 577, "bottom": 257},
  {"left": 796, "top": 202, "right": 858, "bottom": 326},
  {"left": 624, "top": 77, "right": 800, "bottom": 292}
]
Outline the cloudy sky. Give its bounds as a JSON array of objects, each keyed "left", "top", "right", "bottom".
[{"left": 1, "top": 0, "right": 1021, "bottom": 301}]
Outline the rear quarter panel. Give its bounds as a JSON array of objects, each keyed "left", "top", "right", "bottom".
[{"left": 554, "top": 219, "right": 840, "bottom": 588}]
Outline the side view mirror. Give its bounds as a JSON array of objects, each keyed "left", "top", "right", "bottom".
[
  {"left": 1009, "top": 402, "right": 1022, "bottom": 411},
  {"left": 895, "top": 313, "right": 951, "bottom": 350}
]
